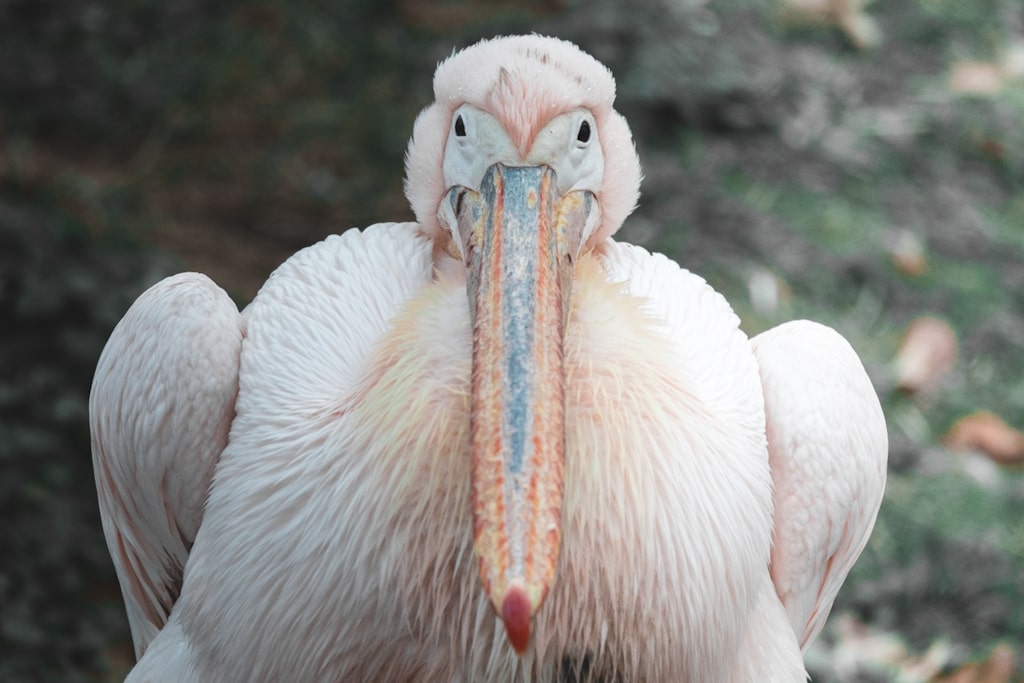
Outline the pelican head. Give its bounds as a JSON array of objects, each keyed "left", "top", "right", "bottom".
[{"left": 403, "top": 36, "right": 642, "bottom": 654}]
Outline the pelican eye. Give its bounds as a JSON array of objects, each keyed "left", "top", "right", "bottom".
[
  {"left": 576, "top": 120, "right": 591, "bottom": 144},
  {"left": 454, "top": 115, "right": 467, "bottom": 137}
]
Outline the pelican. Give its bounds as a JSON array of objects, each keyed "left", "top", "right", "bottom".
[{"left": 90, "top": 35, "right": 887, "bottom": 682}]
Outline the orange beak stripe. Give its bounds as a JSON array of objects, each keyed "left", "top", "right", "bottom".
[{"left": 461, "top": 164, "right": 566, "bottom": 655}]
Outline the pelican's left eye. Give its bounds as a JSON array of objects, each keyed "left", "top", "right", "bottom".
[
  {"left": 576, "top": 120, "right": 591, "bottom": 144},
  {"left": 526, "top": 108, "right": 603, "bottom": 194}
]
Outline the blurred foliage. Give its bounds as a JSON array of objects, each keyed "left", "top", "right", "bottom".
[
  {"left": 0, "top": 204, "right": 175, "bottom": 681},
  {"left": 3, "top": 0, "right": 1024, "bottom": 681}
]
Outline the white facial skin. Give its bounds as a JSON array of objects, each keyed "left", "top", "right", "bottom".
[
  {"left": 438, "top": 105, "right": 605, "bottom": 260},
  {"left": 442, "top": 105, "right": 605, "bottom": 195}
]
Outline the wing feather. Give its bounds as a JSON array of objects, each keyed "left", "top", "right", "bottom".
[
  {"left": 752, "top": 320, "right": 887, "bottom": 649},
  {"left": 90, "top": 273, "right": 243, "bottom": 657}
]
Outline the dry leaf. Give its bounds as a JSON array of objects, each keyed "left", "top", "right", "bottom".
[
  {"left": 820, "top": 614, "right": 950, "bottom": 681},
  {"left": 931, "top": 643, "right": 1017, "bottom": 683},
  {"left": 894, "top": 317, "right": 958, "bottom": 395},
  {"left": 780, "top": 0, "right": 834, "bottom": 22},
  {"left": 950, "top": 61, "right": 1004, "bottom": 95},
  {"left": 946, "top": 411, "right": 1024, "bottom": 465},
  {"left": 747, "top": 266, "right": 790, "bottom": 315},
  {"left": 838, "top": 10, "right": 882, "bottom": 50},
  {"left": 780, "top": 0, "right": 881, "bottom": 49},
  {"left": 889, "top": 229, "right": 928, "bottom": 276},
  {"left": 1000, "top": 41, "right": 1024, "bottom": 81}
]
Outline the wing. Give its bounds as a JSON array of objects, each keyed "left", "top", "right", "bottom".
[
  {"left": 751, "top": 320, "right": 887, "bottom": 650},
  {"left": 89, "top": 273, "right": 243, "bottom": 657}
]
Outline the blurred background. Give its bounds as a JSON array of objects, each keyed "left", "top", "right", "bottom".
[{"left": 3, "top": 0, "right": 1024, "bottom": 681}]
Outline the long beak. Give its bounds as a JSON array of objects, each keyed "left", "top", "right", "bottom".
[{"left": 450, "top": 164, "right": 590, "bottom": 655}]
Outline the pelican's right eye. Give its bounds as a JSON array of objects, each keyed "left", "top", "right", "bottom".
[
  {"left": 442, "top": 105, "right": 517, "bottom": 193},
  {"left": 576, "top": 120, "right": 591, "bottom": 144}
]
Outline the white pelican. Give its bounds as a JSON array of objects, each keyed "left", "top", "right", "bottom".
[{"left": 90, "top": 34, "right": 887, "bottom": 682}]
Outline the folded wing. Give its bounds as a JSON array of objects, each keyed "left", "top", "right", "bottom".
[
  {"left": 90, "top": 273, "right": 243, "bottom": 657},
  {"left": 752, "top": 320, "right": 887, "bottom": 649}
]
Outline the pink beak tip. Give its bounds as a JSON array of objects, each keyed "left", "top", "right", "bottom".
[{"left": 501, "top": 585, "right": 532, "bottom": 655}]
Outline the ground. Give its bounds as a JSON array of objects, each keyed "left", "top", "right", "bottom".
[{"left": 2, "top": 1, "right": 1023, "bottom": 681}]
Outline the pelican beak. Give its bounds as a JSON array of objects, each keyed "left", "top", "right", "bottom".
[{"left": 445, "top": 164, "right": 592, "bottom": 655}]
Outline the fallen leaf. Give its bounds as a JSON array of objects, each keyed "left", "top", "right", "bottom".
[
  {"left": 950, "top": 61, "right": 1004, "bottom": 95},
  {"left": 780, "top": 0, "right": 881, "bottom": 49},
  {"left": 1000, "top": 41, "right": 1024, "bottom": 81},
  {"left": 747, "top": 266, "right": 790, "bottom": 315},
  {"left": 931, "top": 643, "right": 1017, "bottom": 683},
  {"left": 894, "top": 317, "right": 958, "bottom": 395},
  {"left": 815, "top": 614, "right": 951, "bottom": 681},
  {"left": 780, "top": 0, "right": 834, "bottom": 22},
  {"left": 838, "top": 10, "right": 882, "bottom": 50},
  {"left": 946, "top": 411, "right": 1024, "bottom": 465},
  {"left": 889, "top": 229, "right": 928, "bottom": 276}
]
